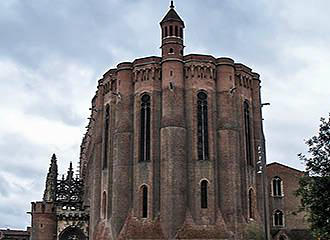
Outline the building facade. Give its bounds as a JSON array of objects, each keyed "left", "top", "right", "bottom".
[
  {"left": 266, "top": 162, "right": 312, "bottom": 240},
  {"left": 78, "top": 2, "right": 267, "bottom": 240},
  {"left": 30, "top": 2, "right": 270, "bottom": 240}
]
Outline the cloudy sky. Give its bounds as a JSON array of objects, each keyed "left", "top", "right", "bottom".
[{"left": 0, "top": 0, "right": 329, "bottom": 230}]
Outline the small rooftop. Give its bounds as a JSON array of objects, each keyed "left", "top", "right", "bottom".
[{"left": 267, "top": 162, "right": 304, "bottom": 174}]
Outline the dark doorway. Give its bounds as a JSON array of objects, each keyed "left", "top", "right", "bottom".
[{"left": 59, "top": 227, "right": 86, "bottom": 240}]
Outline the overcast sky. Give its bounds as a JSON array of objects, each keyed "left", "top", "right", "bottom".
[{"left": 0, "top": 0, "right": 329, "bottom": 230}]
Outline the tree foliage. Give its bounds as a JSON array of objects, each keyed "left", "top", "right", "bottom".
[{"left": 296, "top": 114, "right": 330, "bottom": 239}]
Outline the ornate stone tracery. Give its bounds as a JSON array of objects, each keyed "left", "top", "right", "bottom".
[{"left": 33, "top": 155, "right": 89, "bottom": 240}]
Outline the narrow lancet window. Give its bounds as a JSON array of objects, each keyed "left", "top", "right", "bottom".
[
  {"left": 244, "top": 101, "right": 253, "bottom": 166},
  {"left": 142, "top": 185, "right": 148, "bottom": 218},
  {"left": 201, "top": 180, "right": 208, "bottom": 209},
  {"left": 103, "top": 105, "right": 110, "bottom": 169},
  {"left": 102, "top": 191, "right": 107, "bottom": 219},
  {"left": 197, "top": 92, "right": 209, "bottom": 160},
  {"left": 140, "top": 94, "right": 151, "bottom": 162},
  {"left": 248, "top": 188, "right": 254, "bottom": 219}
]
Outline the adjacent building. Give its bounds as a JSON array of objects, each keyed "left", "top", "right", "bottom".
[
  {"left": 266, "top": 162, "right": 312, "bottom": 240},
  {"left": 0, "top": 228, "right": 30, "bottom": 240}
]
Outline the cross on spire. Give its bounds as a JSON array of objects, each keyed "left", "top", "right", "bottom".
[{"left": 170, "top": 0, "right": 174, "bottom": 9}]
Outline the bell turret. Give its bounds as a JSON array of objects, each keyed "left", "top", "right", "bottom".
[{"left": 160, "top": 1, "right": 185, "bottom": 58}]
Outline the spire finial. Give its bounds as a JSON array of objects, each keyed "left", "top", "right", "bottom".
[
  {"left": 170, "top": 0, "right": 174, "bottom": 9},
  {"left": 43, "top": 154, "right": 58, "bottom": 202}
]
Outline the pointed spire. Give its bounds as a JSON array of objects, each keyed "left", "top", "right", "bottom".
[
  {"left": 43, "top": 153, "right": 58, "bottom": 202},
  {"left": 67, "top": 161, "right": 74, "bottom": 181},
  {"left": 160, "top": 1, "right": 184, "bottom": 26}
]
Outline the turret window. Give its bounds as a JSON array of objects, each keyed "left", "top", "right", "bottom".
[
  {"left": 103, "top": 105, "right": 110, "bottom": 169},
  {"left": 140, "top": 94, "right": 151, "bottom": 162},
  {"left": 197, "top": 92, "right": 209, "bottom": 160},
  {"left": 169, "top": 48, "right": 174, "bottom": 54},
  {"left": 175, "top": 26, "right": 178, "bottom": 36},
  {"left": 165, "top": 26, "right": 168, "bottom": 37},
  {"left": 244, "top": 101, "right": 253, "bottom": 166},
  {"left": 170, "top": 25, "right": 173, "bottom": 36},
  {"left": 180, "top": 28, "right": 183, "bottom": 38},
  {"left": 201, "top": 180, "right": 208, "bottom": 209}
]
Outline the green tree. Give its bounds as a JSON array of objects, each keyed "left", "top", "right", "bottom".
[{"left": 296, "top": 114, "right": 330, "bottom": 239}]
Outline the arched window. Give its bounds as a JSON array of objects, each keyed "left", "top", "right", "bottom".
[
  {"left": 141, "top": 185, "right": 148, "bottom": 218},
  {"left": 197, "top": 92, "right": 209, "bottom": 160},
  {"left": 175, "top": 26, "right": 178, "bottom": 36},
  {"left": 244, "top": 101, "right": 253, "bottom": 166},
  {"left": 140, "top": 94, "right": 151, "bottom": 162},
  {"left": 272, "top": 176, "right": 283, "bottom": 196},
  {"left": 169, "top": 48, "right": 174, "bottom": 54},
  {"left": 274, "top": 209, "right": 284, "bottom": 227},
  {"left": 170, "top": 25, "right": 173, "bottom": 36},
  {"left": 248, "top": 188, "right": 254, "bottom": 219},
  {"left": 103, "top": 105, "right": 110, "bottom": 169},
  {"left": 201, "top": 180, "right": 208, "bottom": 209},
  {"left": 102, "top": 191, "right": 107, "bottom": 219},
  {"left": 180, "top": 27, "right": 183, "bottom": 38}
]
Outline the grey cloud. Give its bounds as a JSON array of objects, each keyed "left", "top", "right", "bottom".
[
  {"left": 0, "top": 133, "right": 49, "bottom": 178},
  {"left": 0, "top": 206, "right": 29, "bottom": 228},
  {"left": 0, "top": 132, "right": 79, "bottom": 228},
  {"left": 0, "top": 175, "right": 9, "bottom": 197},
  {"left": 24, "top": 97, "right": 84, "bottom": 126},
  {"left": 0, "top": 0, "right": 164, "bottom": 70}
]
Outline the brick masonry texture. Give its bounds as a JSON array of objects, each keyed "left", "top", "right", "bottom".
[
  {"left": 77, "top": 3, "right": 267, "bottom": 239},
  {"left": 28, "top": 2, "right": 294, "bottom": 240},
  {"left": 266, "top": 162, "right": 312, "bottom": 240}
]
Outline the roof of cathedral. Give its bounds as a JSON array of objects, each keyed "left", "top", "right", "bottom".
[{"left": 160, "top": 1, "right": 184, "bottom": 26}]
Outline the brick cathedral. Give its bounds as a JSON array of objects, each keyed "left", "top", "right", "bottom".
[{"left": 30, "top": 2, "right": 272, "bottom": 239}]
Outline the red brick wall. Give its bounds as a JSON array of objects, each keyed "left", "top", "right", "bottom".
[{"left": 267, "top": 163, "right": 309, "bottom": 232}]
